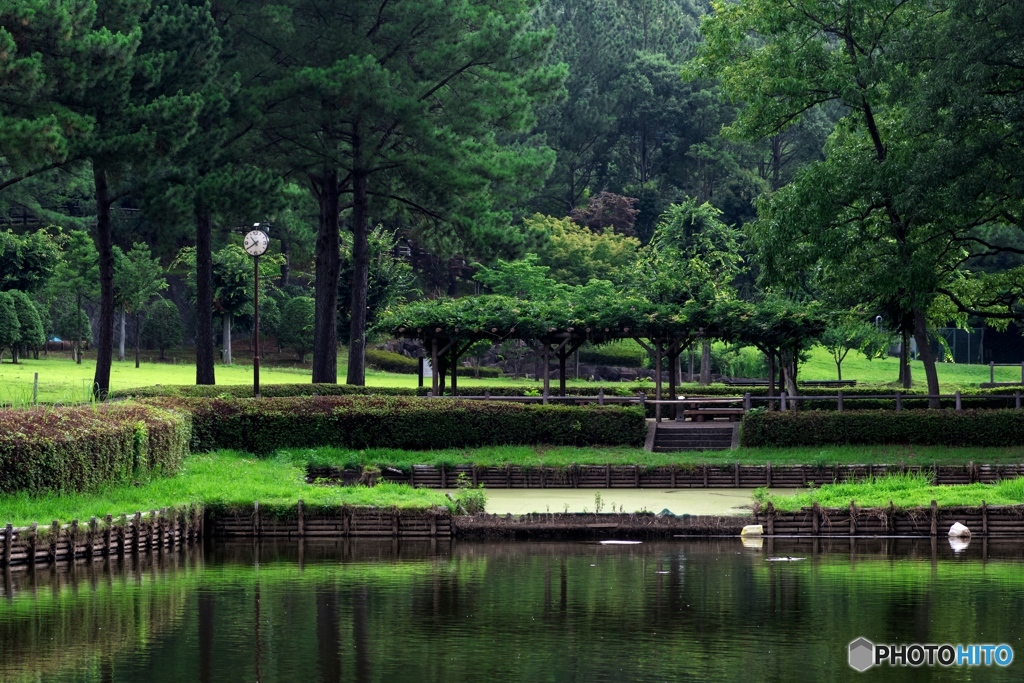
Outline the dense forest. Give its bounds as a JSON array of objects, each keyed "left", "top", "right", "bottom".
[{"left": 1, "top": 0, "right": 1023, "bottom": 398}]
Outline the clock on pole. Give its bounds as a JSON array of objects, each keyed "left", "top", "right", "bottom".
[{"left": 244, "top": 223, "right": 270, "bottom": 397}]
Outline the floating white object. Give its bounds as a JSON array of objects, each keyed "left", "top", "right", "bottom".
[
  {"left": 948, "top": 522, "right": 971, "bottom": 538},
  {"left": 766, "top": 557, "right": 807, "bottom": 562},
  {"left": 600, "top": 540, "right": 642, "bottom": 545},
  {"left": 740, "top": 524, "right": 763, "bottom": 537}
]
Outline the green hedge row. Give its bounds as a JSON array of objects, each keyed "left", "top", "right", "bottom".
[
  {"left": 741, "top": 409, "right": 1024, "bottom": 447},
  {"left": 109, "top": 383, "right": 420, "bottom": 399},
  {"left": 144, "top": 396, "right": 647, "bottom": 454},
  {"left": 0, "top": 405, "right": 191, "bottom": 495}
]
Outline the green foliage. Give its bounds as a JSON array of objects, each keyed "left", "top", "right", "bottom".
[
  {"left": 578, "top": 340, "right": 648, "bottom": 367},
  {"left": 365, "top": 349, "right": 419, "bottom": 374},
  {"left": 52, "top": 304, "right": 91, "bottom": 344},
  {"left": 113, "top": 242, "right": 166, "bottom": 315},
  {"left": 278, "top": 296, "right": 315, "bottom": 362},
  {"left": 0, "top": 404, "right": 190, "bottom": 495},
  {"left": 525, "top": 214, "right": 640, "bottom": 286},
  {"left": 142, "top": 299, "right": 184, "bottom": 359},
  {"left": 109, "top": 384, "right": 420, "bottom": 400},
  {"left": 0, "top": 291, "right": 20, "bottom": 358},
  {"left": 8, "top": 289, "right": 45, "bottom": 353},
  {"left": 452, "top": 473, "right": 487, "bottom": 514},
  {"left": 742, "top": 410, "right": 1024, "bottom": 448},
  {"left": 0, "top": 229, "right": 62, "bottom": 293},
  {"left": 338, "top": 228, "right": 418, "bottom": 345},
  {"left": 143, "top": 396, "right": 648, "bottom": 454}
]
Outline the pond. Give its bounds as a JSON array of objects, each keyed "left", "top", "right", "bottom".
[{"left": 1, "top": 537, "right": 1022, "bottom": 682}]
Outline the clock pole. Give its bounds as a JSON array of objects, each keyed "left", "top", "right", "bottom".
[{"left": 253, "top": 253, "right": 260, "bottom": 398}]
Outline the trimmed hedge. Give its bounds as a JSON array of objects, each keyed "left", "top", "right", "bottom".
[
  {"left": 110, "top": 383, "right": 419, "bottom": 399},
  {"left": 0, "top": 405, "right": 191, "bottom": 494},
  {"left": 741, "top": 409, "right": 1024, "bottom": 447},
  {"left": 143, "top": 396, "right": 647, "bottom": 454}
]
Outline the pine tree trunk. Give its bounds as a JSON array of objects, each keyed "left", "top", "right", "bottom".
[
  {"left": 346, "top": 170, "right": 370, "bottom": 386},
  {"left": 92, "top": 163, "right": 115, "bottom": 399},
  {"left": 195, "top": 211, "right": 216, "bottom": 384},
  {"left": 914, "top": 307, "right": 941, "bottom": 408},
  {"left": 135, "top": 312, "right": 141, "bottom": 369},
  {"left": 312, "top": 169, "right": 340, "bottom": 384},
  {"left": 222, "top": 313, "right": 232, "bottom": 364},
  {"left": 118, "top": 304, "right": 126, "bottom": 362},
  {"left": 699, "top": 339, "right": 711, "bottom": 386}
]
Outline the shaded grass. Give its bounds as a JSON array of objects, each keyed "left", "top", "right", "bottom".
[
  {"left": 0, "top": 451, "right": 450, "bottom": 527},
  {"left": 279, "top": 443, "right": 1024, "bottom": 471},
  {"left": 755, "top": 472, "right": 1024, "bottom": 511}
]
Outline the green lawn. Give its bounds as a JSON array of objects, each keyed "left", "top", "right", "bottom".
[
  {"left": 286, "top": 443, "right": 1024, "bottom": 469},
  {"left": 0, "top": 451, "right": 452, "bottom": 527},
  {"left": 0, "top": 344, "right": 1017, "bottom": 403},
  {"left": 756, "top": 473, "right": 1024, "bottom": 511}
]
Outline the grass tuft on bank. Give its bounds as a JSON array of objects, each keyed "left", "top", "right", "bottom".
[
  {"left": 280, "top": 443, "right": 1024, "bottom": 470},
  {"left": 755, "top": 473, "right": 1024, "bottom": 511},
  {"left": 0, "top": 451, "right": 451, "bottom": 527}
]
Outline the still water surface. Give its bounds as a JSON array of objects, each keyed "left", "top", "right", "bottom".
[{"left": 1, "top": 537, "right": 1022, "bottom": 682}]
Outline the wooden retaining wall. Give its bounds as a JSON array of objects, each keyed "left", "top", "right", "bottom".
[
  {"left": 211, "top": 502, "right": 453, "bottom": 540},
  {"left": 454, "top": 512, "right": 750, "bottom": 539},
  {"left": 0, "top": 505, "right": 204, "bottom": 568},
  {"left": 309, "top": 462, "right": 1024, "bottom": 489},
  {"left": 754, "top": 502, "right": 1024, "bottom": 537}
]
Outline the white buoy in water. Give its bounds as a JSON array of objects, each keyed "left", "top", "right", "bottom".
[
  {"left": 948, "top": 522, "right": 971, "bottom": 538},
  {"left": 740, "top": 524, "right": 763, "bottom": 537}
]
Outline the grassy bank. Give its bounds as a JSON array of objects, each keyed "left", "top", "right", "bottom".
[
  {"left": 755, "top": 473, "right": 1024, "bottom": 511},
  {"left": 0, "top": 451, "right": 451, "bottom": 527},
  {"left": 283, "top": 443, "right": 1024, "bottom": 470}
]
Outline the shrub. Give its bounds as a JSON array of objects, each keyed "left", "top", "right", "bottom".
[
  {"left": 366, "top": 348, "right": 419, "bottom": 373},
  {"left": 108, "top": 383, "right": 419, "bottom": 400},
  {"left": 0, "top": 404, "right": 191, "bottom": 494},
  {"left": 278, "top": 296, "right": 315, "bottom": 362},
  {"left": 741, "top": 409, "right": 1024, "bottom": 447},
  {"left": 578, "top": 339, "right": 648, "bottom": 367},
  {"left": 143, "top": 396, "right": 647, "bottom": 454}
]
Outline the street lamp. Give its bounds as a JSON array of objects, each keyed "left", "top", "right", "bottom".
[{"left": 243, "top": 223, "right": 270, "bottom": 397}]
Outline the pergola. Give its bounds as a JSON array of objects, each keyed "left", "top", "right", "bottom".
[{"left": 381, "top": 294, "right": 703, "bottom": 416}]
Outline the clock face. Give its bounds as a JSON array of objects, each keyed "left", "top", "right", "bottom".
[{"left": 243, "top": 230, "right": 269, "bottom": 257}]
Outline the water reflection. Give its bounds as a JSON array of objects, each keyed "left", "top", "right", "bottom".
[{"left": 1, "top": 537, "right": 1023, "bottom": 682}]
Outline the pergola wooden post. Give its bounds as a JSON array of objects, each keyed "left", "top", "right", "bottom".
[{"left": 431, "top": 338, "right": 439, "bottom": 396}]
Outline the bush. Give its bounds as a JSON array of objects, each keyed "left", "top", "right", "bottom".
[
  {"left": 143, "top": 396, "right": 647, "bottom": 454},
  {"left": 366, "top": 348, "right": 418, "bottom": 373},
  {"left": 0, "top": 291, "right": 18, "bottom": 360},
  {"left": 108, "top": 383, "right": 419, "bottom": 400},
  {"left": 0, "top": 404, "right": 191, "bottom": 494},
  {"left": 578, "top": 339, "right": 648, "bottom": 367},
  {"left": 741, "top": 409, "right": 1024, "bottom": 447},
  {"left": 278, "top": 296, "right": 315, "bottom": 362}
]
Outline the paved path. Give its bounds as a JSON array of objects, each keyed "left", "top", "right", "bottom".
[{"left": 449, "top": 488, "right": 802, "bottom": 516}]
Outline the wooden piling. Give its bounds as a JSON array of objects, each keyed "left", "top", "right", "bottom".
[
  {"left": 930, "top": 500, "right": 938, "bottom": 536},
  {"left": 3, "top": 524, "right": 11, "bottom": 566},
  {"left": 849, "top": 501, "right": 856, "bottom": 536},
  {"left": 766, "top": 503, "right": 774, "bottom": 536},
  {"left": 297, "top": 500, "right": 305, "bottom": 537},
  {"left": 812, "top": 502, "right": 820, "bottom": 536}
]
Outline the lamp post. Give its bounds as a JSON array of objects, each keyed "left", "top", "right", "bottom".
[{"left": 243, "top": 224, "right": 270, "bottom": 397}]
